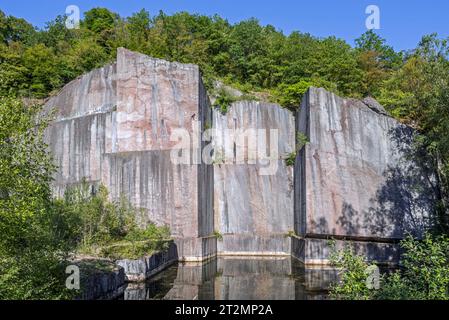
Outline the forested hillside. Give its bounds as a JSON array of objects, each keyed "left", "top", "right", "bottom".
[{"left": 0, "top": 8, "right": 444, "bottom": 116}]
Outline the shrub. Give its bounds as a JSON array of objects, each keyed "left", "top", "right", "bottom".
[
  {"left": 329, "top": 243, "right": 377, "bottom": 300},
  {"left": 60, "top": 182, "right": 172, "bottom": 260},
  {"left": 0, "top": 97, "right": 73, "bottom": 299},
  {"left": 213, "top": 87, "right": 237, "bottom": 114},
  {"left": 284, "top": 152, "right": 296, "bottom": 167},
  {"left": 329, "top": 233, "right": 449, "bottom": 300}
]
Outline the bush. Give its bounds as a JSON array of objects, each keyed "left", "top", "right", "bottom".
[
  {"left": 213, "top": 87, "right": 237, "bottom": 114},
  {"left": 329, "top": 233, "right": 449, "bottom": 300},
  {"left": 284, "top": 152, "right": 296, "bottom": 167},
  {"left": 0, "top": 251, "right": 74, "bottom": 300},
  {"left": 329, "top": 243, "right": 377, "bottom": 300},
  {"left": 380, "top": 234, "right": 449, "bottom": 300},
  {"left": 98, "top": 239, "right": 171, "bottom": 260},
  {"left": 274, "top": 78, "right": 338, "bottom": 111},
  {"left": 59, "top": 182, "right": 172, "bottom": 260}
]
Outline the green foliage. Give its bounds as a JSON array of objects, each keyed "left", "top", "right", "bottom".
[
  {"left": 384, "top": 233, "right": 449, "bottom": 300},
  {"left": 83, "top": 8, "right": 118, "bottom": 34},
  {"left": 296, "top": 132, "right": 309, "bottom": 151},
  {"left": 98, "top": 239, "right": 171, "bottom": 260},
  {"left": 0, "top": 252, "right": 74, "bottom": 300},
  {"left": 0, "top": 96, "right": 72, "bottom": 300},
  {"left": 284, "top": 132, "right": 309, "bottom": 166},
  {"left": 60, "top": 182, "right": 172, "bottom": 259},
  {"left": 213, "top": 230, "right": 223, "bottom": 241},
  {"left": 275, "top": 79, "right": 312, "bottom": 110},
  {"left": 61, "top": 183, "right": 137, "bottom": 248},
  {"left": 330, "top": 234, "right": 449, "bottom": 300},
  {"left": 0, "top": 9, "right": 392, "bottom": 102},
  {"left": 0, "top": 97, "right": 55, "bottom": 253},
  {"left": 284, "top": 152, "right": 296, "bottom": 167},
  {"left": 213, "top": 87, "right": 237, "bottom": 114},
  {"left": 329, "top": 242, "right": 377, "bottom": 300},
  {"left": 284, "top": 230, "right": 297, "bottom": 238}
]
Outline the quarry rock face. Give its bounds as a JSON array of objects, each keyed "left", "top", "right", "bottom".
[
  {"left": 293, "top": 88, "right": 435, "bottom": 264},
  {"left": 212, "top": 101, "right": 295, "bottom": 255},
  {"left": 45, "top": 48, "right": 214, "bottom": 262},
  {"left": 45, "top": 49, "right": 435, "bottom": 265}
]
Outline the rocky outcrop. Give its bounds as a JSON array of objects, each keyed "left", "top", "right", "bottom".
[
  {"left": 45, "top": 49, "right": 435, "bottom": 266},
  {"left": 116, "top": 242, "right": 178, "bottom": 282},
  {"left": 293, "top": 87, "right": 435, "bottom": 264},
  {"left": 213, "top": 101, "right": 295, "bottom": 255},
  {"left": 45, "top": 48, "right": 214, "bottom": 262},
  {"left": 75, "top": 259, "right": 126, "bottom": 300}
]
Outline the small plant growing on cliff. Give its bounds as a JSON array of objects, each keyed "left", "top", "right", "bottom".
[
  {"left": 296, "top": 132, "right": 309, "bottom": 151},
  {"left": 285, "top": 133, "right": 309, "bottom": 166},
  {"left": 213, "top": 87, "right": 237, "bottom": 114},
  {"left": 213, "top": 150, "right": 226, "bottom": 165},
  {"left": 274, "top": 78, "right": 338, "bottom": 111},
  {"left": 284, "top": 152, "right": 296, "bottom": 167},
  {"left": 213, "top": 230, "right": 224, "bottom": 242},
  {"left": 284, "top": 230, "right": 298, "bottom": 238}
]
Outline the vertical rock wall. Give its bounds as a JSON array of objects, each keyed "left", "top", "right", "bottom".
[
  {"left": 44, "top": 63, "right": 117, "bottom": 195},
  {"left": 45, "top": 48, "right": 214, "bottom": 261},
  {"left": 213, "top": 101, "right": 295, "bottom": 255},
  {"left": 293, "top": 87, "right": 435, "bottom": 264},
  {"left": 45, "top": 49, "right": 436, "bottom": 266}
]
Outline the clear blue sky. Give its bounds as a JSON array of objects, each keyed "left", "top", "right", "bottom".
[{"left": 1, "top": 0, "right": 448, "bottom": 51}]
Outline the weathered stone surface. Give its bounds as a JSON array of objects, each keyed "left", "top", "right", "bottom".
[
  {"left": 212, "top": 101, "right": 295, "bottom": 255},
  {"left": 294, "top": 87, "right": 435, "bottom": 264},
  {"left": 362, "top": 96, "right": 388, "bottom": 116},
  {"left": 45, "top": 49, "right": 436, "bottom": 268},
  {"left": 75, "top": 259, "right": 126, "bottom": 300},
  {"left": 45, "top": 48, "right": 214, "bottom": 261},
  {"left": 114, "top": 48, "right": 200, "bottom": 152},
  {"left": 116, "top": 242, "right": 178, "bottom": 282}
]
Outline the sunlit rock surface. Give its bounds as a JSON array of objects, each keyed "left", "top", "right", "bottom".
[
  {"left": 212, "top": 101, "right": 295, "bottom": 255},
  {"left": 45, "top": 49, "right": 435, "bottom": 266},
  {"left": 293, "top": 87, "right": 436, "bottom": 264},
  {"left": 45, "top": 48, "right": 214, "bottom": 261}
]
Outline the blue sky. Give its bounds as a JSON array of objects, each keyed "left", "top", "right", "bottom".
[{"left": 1, "top": 0, "right": 448, "bottom": 51}]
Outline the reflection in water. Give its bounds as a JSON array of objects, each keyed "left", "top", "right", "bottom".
[{"left": 124, "top": 257, "right": 337, "bottom": 300}]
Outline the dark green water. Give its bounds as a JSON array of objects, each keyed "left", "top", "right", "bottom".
[{"left": 123, "top": 257, "right": 336, "bottom": 300}]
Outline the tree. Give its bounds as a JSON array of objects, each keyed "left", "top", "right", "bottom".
[
  {"left": 0, "top": 97, "right": 73, "bottom": 299},
  {"left": 355, "top": 30, "right": 402, "bottom": 68},
  {"left": 83, "top": 7, "right": 118, "bottom": 34},
  {"left": 127, "top": 9, "right": 150, "bottom": 45},
  {"left": 22, "top": 44, "right": 62, "bottom": 97},
  {"left": 355, "top": 31, "right": 403, "bottom": 96},
  {"left": 3, "top": 14, "right": 37, "bottom": 45},
  {"left": 64, "top": 38, "right": 108, "bottom": 75}
]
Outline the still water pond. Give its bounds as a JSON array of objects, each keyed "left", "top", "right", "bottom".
[{"left": 122, "top": 257, "right": 336, "bottom": 300}]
